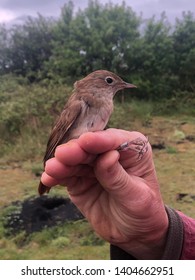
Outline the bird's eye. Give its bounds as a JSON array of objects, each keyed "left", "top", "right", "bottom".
[{"left": 105, "top": 77, "right": 114, "bottom": 84}]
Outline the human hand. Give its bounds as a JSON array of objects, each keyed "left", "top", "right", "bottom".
[{"left": 41, "top": 129, "right": 168, "bottom": 259}]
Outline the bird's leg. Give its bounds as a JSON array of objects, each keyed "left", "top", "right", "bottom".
[{"left": 117, "top": 137, "right": 149, "bottom": 161}]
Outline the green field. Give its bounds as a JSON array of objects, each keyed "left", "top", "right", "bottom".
[{"left": 0, "top": 99, "right": 194, "bottom": 259}]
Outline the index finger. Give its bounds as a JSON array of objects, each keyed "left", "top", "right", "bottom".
[
  {"left": 55, "top": 140, "right": 96, "bottom": 166},
  {"left": 79, "top": 128, "right": 148, "bottom": 154},
  {"left": 55, "top": 129, "right": 149, "bottom": 167}
]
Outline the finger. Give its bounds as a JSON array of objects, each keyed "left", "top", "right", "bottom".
[
  {"left": 45, "top": 157, "right": 95, "bottom": 180},
  {"left": 79, "top": 129, "right": 151, "bottom": 170},
  {"left": 79, "top": 129, "right": 148, "bottom": 154},
  {"left": 94, "top": 150, "right": 152, "bottom": 204},
  {"left": 41, "top": 172, "right": 59, "bottom": 187},
  {"left": 45, "top": 158, "right": 75, "bottom": 179},
  {"left": 55, "top": 140, "right": 96, "bottom": 165}
]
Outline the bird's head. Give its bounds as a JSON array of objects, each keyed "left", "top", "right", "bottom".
[{"left": 74, "top": 70, "right": 136, "bottom": 97}]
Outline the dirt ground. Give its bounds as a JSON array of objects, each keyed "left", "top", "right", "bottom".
[{"left": 3, "top": 196, "right": 84, "bottom": 235}]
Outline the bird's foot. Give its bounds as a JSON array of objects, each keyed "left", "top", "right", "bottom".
[{"left": 117, "top": 137, "right": 149, "bottom": 161}]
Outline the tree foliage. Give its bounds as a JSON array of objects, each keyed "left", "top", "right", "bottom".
[
  {"left": 0, "top": 1, "right": 195, "bottom": 159},
  {"left": 173, "top": 12, "right": 195, "bottom": 92},
  {"left": 0, "top": 0, "right": 195, "bottom": 100},
  {"left": 46, "top": 1, "right": 140, "bottom": 82},
  {"left": 0, "top": 15, "right": 55, "bottom": 82}
]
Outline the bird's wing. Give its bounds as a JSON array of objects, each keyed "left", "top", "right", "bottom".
[{"left": 43, "top": 99, "right": 82, "bottom": 164}]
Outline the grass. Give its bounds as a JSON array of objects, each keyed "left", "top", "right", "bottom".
[
  {"left": 155, "top": 146, "right": 195, "bottom": 217},
  {"left": 0, "top": 97, "right": 195, "bottom": 259},
  {"left": 0, "top": 219, "right": 109, "bottom": 260}
]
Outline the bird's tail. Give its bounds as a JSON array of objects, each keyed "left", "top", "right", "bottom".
[{"left": 38, "top": 181, "right": 51, "bottom": 196}]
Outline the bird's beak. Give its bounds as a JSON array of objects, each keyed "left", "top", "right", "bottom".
[
  {"left": 124, "top": 82, "right": 137, "bottom": 88},
  {"left": 115, "top": 81, "right": 137, "bottom": 94}
]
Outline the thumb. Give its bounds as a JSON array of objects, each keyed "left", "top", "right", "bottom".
[{"left": 94, "top": 150, "right": 150, "bottom": 203}]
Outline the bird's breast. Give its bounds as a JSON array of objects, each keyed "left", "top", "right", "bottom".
[{"left": 68, "top": 94, "right": 113, "bottom": 139}]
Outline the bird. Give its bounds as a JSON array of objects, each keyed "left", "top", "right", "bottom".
[{"left": 38, "top": 70, "right": 136, "bottom": 195}]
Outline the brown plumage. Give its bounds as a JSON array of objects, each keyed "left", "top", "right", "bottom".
[{"left": 38, "top": 70, "right": 136, "bottom": 195}]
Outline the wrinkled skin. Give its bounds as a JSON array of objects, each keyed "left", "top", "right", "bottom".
[{"left": 41, "top": 129, "right": 168, "bottom": 259}]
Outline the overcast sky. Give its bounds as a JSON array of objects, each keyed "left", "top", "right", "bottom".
[{"left": 0, "top": 0, "right": 195, "bottom": 24}]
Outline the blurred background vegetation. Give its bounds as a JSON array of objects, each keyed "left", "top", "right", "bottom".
[
  {"left": 0, "top": 0, "right": 195, "bottom": 259},
  {"left": 0, "top": 0, "right": 195, "bottom": 155}
]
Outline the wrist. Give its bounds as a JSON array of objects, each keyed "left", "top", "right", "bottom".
[{"left": 115, "top": 207, "right": 169, "bottom": 260}]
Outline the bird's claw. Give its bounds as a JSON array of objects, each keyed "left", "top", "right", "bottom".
[{"left": 117, "top": 137, "right": 149, "bottom": 160}]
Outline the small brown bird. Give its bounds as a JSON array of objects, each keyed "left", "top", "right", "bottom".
[{"left": 38, "top": 70, "right": 136, "bottom": 195}]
